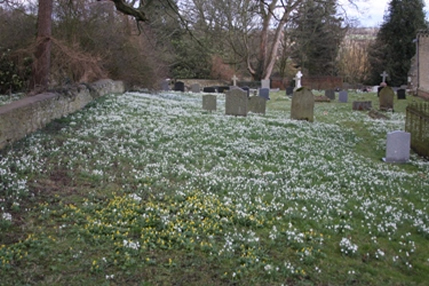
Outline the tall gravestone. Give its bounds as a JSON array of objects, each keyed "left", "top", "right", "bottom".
[
  {"left": 259, "top": 88, "right": 270, "bottom": 100},
  {"left": 339, "top": 90, "right": 348, "bottom": 103},
  {"left": 191, "top": 83, "right": 200, "bottom": 93},
  {"left": 383, "top": 131, "right": 411, "bottom": 163},
  {"left": 202, "top": 94, "right": 217, "bottom": 112},
  {"left": 261, "top": 79, "right": 270, "bottom": 89},
  {"left": 161, "top": 80, "right": 169, "bottom": 91},
  {"left": 174, "top": 81, "right": 185, "bottom": 92},
  {"left": 325, "top": 89, "right": 335, "bottom": 100},
  {"left": 240, "top": 86, "right": 250, "bottom": 97},
  {"left": 286, "top": 86, "right": 294, "bottom": 96},
  {"left": 379, "top": 86, "right": 395, "bottom": 111},
  {"left": 225, "top": 88, "right": 248, "bottom": 116},
  {"left": 290, "top": 87, "right": 314, "bottom": 122},
  {"left": 397, "top": 89, "right": 406, "bottom": 100},
  {"left": 248, "top": 96, "right": 266, "bottom": 115}
]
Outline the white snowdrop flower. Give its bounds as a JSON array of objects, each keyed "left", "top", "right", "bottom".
[{"left": 1, "top": 212, "right": 12, "bottom": 221}]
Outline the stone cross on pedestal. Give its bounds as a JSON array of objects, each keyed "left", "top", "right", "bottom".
[
  {"left": 294, "top": 71, "right": 303, "bottom": 89},
  {"left": 232, "top": 74, "right": 238, "bottom": 86},
  {"left": 380, "top": 71, "right": 389, "bottom": 83}
]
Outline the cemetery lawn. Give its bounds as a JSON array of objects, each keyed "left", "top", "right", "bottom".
[{"left": 1, "top": 90, "right": 429, "bottom": 285}]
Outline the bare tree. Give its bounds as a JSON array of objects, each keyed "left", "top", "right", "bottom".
[{"left": 29, "top": 0, "right": 53, "bottom": 91}]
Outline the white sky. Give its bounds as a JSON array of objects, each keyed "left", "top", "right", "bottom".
[{"left": 340, "top": 0, "right": 429, "bottom": 27}]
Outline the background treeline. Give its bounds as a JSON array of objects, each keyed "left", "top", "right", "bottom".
[{"left": 0, "top": 0, "right": 427, "bottom": 94}]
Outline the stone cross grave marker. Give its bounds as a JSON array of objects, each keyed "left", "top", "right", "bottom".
[
  {"left": 232, "top": 74, "right": 238, "bottom": 86},
  {"left": 379, "top": 86, "right": 395, "bottom": 111},
  {"left": 225, "top": 88, "right": 248, "bottom": 116},
  {"left": 291, "top": 87, "right": 314, "bottom": 122},
  {"left": 325, "top": 89, "right": 335, "bottom": 100},
  {"left": 202, "top": 94, "right": 217, "bottom": 112},
  {"left": 191, "top": 83, "right": 200, "bottom": 93},
  {"left": 339, "top": 90, "right": 348, "bottom": 103},
  {"left": 259, "top": 88, "right": 270, "bottom": 100},
  {"left": 261, "top": 79, "right": 270, "bottom": 89},
  {"left": 294, "top": 71, "right": 303, "bottom": 90},
  {"left": 383, "top": 130, "right": 411, "bottom": 163},
  {"left": 380, "top": 71, "right": 389, "bottom": 83},
  {"left": 248, "top": 96, "right": 266, "bottom": 115},
  {"left": 173, "top": 81, "right": 185, "bottom": 92},
  {"left": 397, "top": 88, "right": 406, "bottom": 100}
]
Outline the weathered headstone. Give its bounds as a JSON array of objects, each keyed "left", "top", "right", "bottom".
[
  {"left": 325, "top": 89, "right": 335, "bottom": 100},
  {"left": 173, "top": 81, "right": 185, "bottom": 92},
  {"left": 248, "top": 96, "right": 266, "bottom": 115},
  {"left": 353, "top": 101, "right": 372, "bottom": 110},
  {"left": 217, "top": 86, "right": 230, "bottom": 93},
  {"left": 203, "top": 86, "right": 217, "bottom": 93},
  {"left": 161, "top": 80, "right": 169, "bottom": 91},
  {"left": 225, "top": 88, "right": 248, "bottom": 116},
  {"left": 202, "top": 94, "right": 217, "bottom": 112},
  {"left": 397, "top": 88, "right": 406, "bottom": 100},
  {"left": 286, "top": 86, "right": 294, "bottom": 96},
  {"left": 259, "top": 88, "right": 270, "bottom": 100},
  {"left": 383, "top": 130, "right": 411, "bottom": 163},
  {"left": 261, "top": 79, "right": 270, "bottom": 89},
  {"left": 290, "top": 87, "right": 314, "bottom": 122},
  {"left": 191, "top": 83, "right": 200, "bottom": 93},
  {"left": 379, "top": 86, "right": 395, "bottom": 111},
  {"left": 339, "top": 90, "right": 348, "bottom": 103}
]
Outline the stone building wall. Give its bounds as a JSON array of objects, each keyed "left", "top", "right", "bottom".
[{"left": 417, "top": 30, "right": 429, "bottom": 99}]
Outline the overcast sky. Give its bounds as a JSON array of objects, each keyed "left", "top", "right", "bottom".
[{"left": 340, "top": 0, "right": 429, "bottom": 27}]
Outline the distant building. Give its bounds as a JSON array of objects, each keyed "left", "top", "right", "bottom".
[{"left": 414, "top": 30, "right": 429, "bottom": 99}]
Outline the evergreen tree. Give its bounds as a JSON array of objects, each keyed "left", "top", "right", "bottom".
[
  {"left": 368, "top": 0, "right": 427, "bottom": 86},
  {"left": 290, "top": 0, "right": 346, "bottom": 76}
]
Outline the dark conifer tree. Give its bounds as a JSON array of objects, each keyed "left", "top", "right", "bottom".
[{"left": 368, "top": 0, "right": 427, "bottom": 86}]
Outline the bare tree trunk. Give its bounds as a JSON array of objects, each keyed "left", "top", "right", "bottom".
[{"left": 30, "top": 0, "right": 53, "bottom": 92}]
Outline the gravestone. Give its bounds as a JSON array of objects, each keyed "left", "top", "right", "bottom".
[
  {"left": 377, "top": 86, "right": 383, "bottom": 97},
  {"left": 286, "top": 86, "right": 294, "bottom": 96},
  {"left": 397, "top": 89, "right": 406, "bottom": 100},
  {"left": 161, "top": 80, "right": 169, "bottom": 91},
  {"left": 203, "top": 86, "right": 217, "bottom": 93},
  {"left": 191, "top": 83, "right": 200, "bottom": 93},
  {"left": 261, "top": 79, "right": 270, "bottom": 89},
  {"left": 217, "top": 86, "right": 230, "bottom": 93},
  {"left": 383, "top": 130, "right": 411, "bottom": 163},
  {"left": 352, "top": 101, "right": 372, "bottom": 110},
  {"left": 339, "top": 90, "right": 348, "bottom": 103},
  {"left": 379, "top": 86, "right": 395, "bottom": 111},
  {"left": 202, "top": 94, "right": 217, "bottom": 112},
  {"left": 240, "top": 86, "right": 250, "bottom": 97},
  {"left": 231, "top": 74, "right": 238, "bottom": 86},
  {"left": 259, "top": 88, "right": 270, "bottom": 100},
  {"left": 380, "top": 71, "right": 389, "bottom": 83},
  {"left": 173, "top": 81, "right": 185, "bottom": 92},
  {"left": 248, "top": 96, "right": 266, "bottom": 115},
  {"left": 290, "top": 87, "right": 314, "bottom": 122},
  {"left": 325, "top": 89, "right": 335, "bottom": 100},
  {"left": 225, "top": 88, "right": 248, "bottom": 116}
]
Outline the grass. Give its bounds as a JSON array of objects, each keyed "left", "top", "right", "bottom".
[{"left": 1, "top": 89, "right": 429, "bottom": 285}]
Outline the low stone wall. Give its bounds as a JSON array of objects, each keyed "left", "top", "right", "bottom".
[{"left": 0, "top": 79, "right": 124, "bottom": 150}]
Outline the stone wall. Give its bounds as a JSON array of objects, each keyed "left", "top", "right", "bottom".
[{"left": 0, "top": 79, "right": 124, "bottom": 150}]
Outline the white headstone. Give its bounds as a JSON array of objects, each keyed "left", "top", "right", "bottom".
[
  {"left": 383, "top": 131, "right": 411, "bottom": 163},
  {"left": 294, "top": 71, "right": 303, "bottom": 90},
  {"left": 261, "top": 79, "right": 270, "bottom": 89}
]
